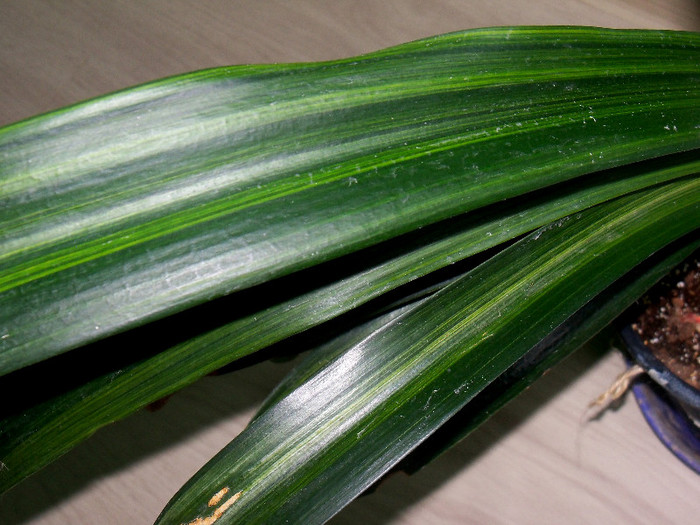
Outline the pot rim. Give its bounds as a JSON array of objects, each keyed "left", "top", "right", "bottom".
[{"left": 621, "top": 325, "right": 700, "bottom": 411}]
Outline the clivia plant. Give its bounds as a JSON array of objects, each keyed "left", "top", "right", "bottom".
[{"left": 0, "top": 26, "right": 698, "bottom": 524}]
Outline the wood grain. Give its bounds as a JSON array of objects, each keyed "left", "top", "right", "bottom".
[{"left": 1, "top": 2, "right": 698, "bottom": 524}]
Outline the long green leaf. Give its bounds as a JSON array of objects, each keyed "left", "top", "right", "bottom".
[
  {"left": 2, "top": 27, "right": 699, "bottom": 375},
  {"left": 396, "top": 238, "right": 699, "bottom": 475},
  {"left": 1, "top": 153, "right": 696, "bottom": 493},
  {"left": 156, "top": 178, "right": 700, "bottom": 524}
]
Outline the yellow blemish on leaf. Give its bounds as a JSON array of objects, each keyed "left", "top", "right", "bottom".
[
  {"left": 208, "top": 487, "right": 229, "bottom": 507},
  {"left": 182, "top": 489, "right": 242, "bottom": 525}
]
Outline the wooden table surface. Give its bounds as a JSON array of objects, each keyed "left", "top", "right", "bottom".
[{"left": 1, "top": 1, "right": 699, "bottom": 524}]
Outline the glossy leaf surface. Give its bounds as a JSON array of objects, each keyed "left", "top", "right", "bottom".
[
  {"left": 2, "top": 27, "right": 699, "bottom": 375},
  {"left": 1, "top": 153, "right": 697, "bottom": 493},
  {"left": 157, "top": 179, "right": 700, "bottom": 524},
  {"left": 397, "top": 237, "right": 700, "bottom": 474}
]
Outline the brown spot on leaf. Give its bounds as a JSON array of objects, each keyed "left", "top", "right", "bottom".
[
  {"left": 183, "top": 489, "right": 242, "bottom": 525},
  {"left": 208, "top": 487, "right": 229, "bottom": 507}
]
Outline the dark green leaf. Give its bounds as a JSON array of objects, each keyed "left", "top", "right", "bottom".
[
  {"left": 1, "top": 153, "right": 696, "bottom": 493},
  {"left": 2, "top": 27, "right": 699, "bottom": 376},
  {"left": 155, "top": 178, "right": 700, "bottom": 524},
  {"left": 397, "top": 238, "right": 700, "bottom": 475}
]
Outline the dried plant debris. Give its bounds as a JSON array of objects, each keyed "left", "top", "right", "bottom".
[{"left": 633, "top": 257, "right": 700, "bottom": 390}]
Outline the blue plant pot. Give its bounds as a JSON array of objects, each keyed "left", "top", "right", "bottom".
[{"left": 621, "top": 325, "right": 700, "bottom": 474}]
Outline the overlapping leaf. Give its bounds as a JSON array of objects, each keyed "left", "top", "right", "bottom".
[
  {"left": 2, "top": 27, "right": 699, "bottom": 375},
  {"left": 2, "top": 152, "right": 698, "bottom": 493},
  {"left": 157, "top": 179, "right": 700, "bottom": 524},
  {"left": 0, "top": 27, "right": 699, "bottom": 522}
]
